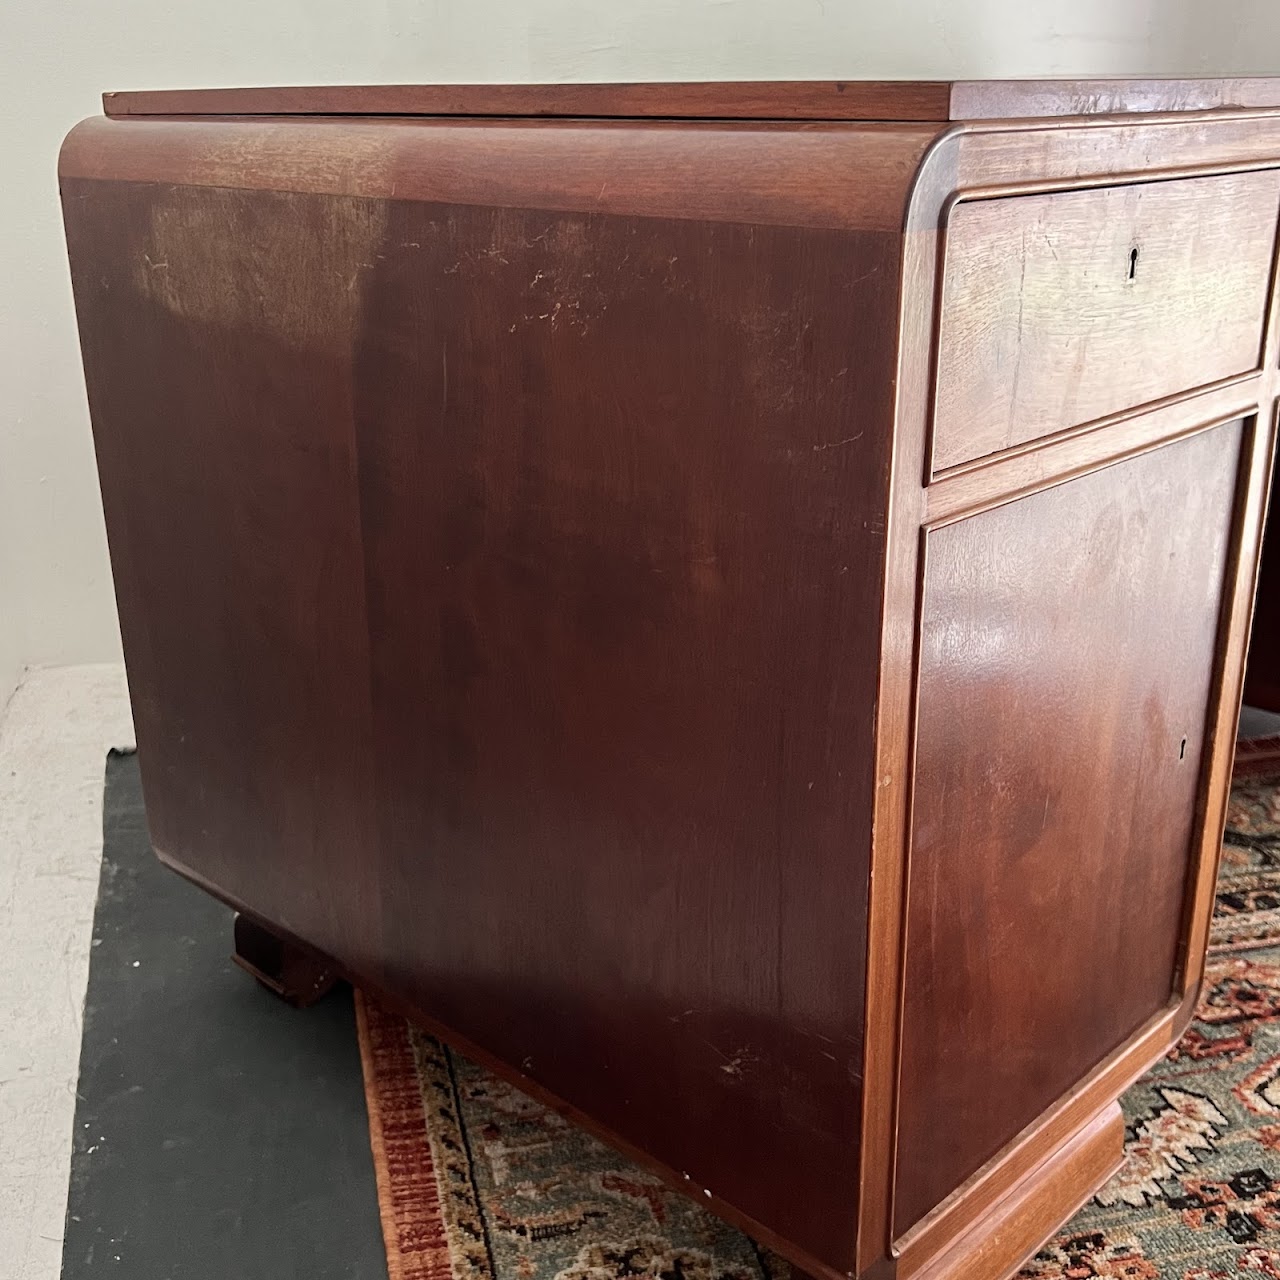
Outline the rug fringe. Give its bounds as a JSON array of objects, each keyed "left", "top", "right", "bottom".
[
  {"left": 356, "top": 989, "right": 409, "bottom": 1280},
  {"left": 356, "top": 988, "right": 457, "bottom": 1280}
]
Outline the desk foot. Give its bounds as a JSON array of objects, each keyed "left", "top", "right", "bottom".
[
  {"left": 232, "top": 913, "right": 338, "bottom": 1008},
  {"left": 899, "top": 1101, "right": 1125, "bottom": 1280}
]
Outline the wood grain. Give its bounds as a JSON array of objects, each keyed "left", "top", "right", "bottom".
[
  {"left": 60, "top": 116, "right": 940, "bottom": 234},
  {"left": 933, "top": 172, "right": 1279, "bottom": 472},
  {"left": 893, "top": 1001, "right": 1182, "bottom": 1271},
  {"left": 931, "top": 114, "right": 1280, "bottom": 203},
  {"left": 100, "top": 77, "right": 1280, "bottom": 124},
  {"left": 895, "top": 423, "right": 1244, "bottom": 1233},
  {"left": 62, "top": 162, "right": 909, "bottom": 1275},
  {"left": 949, "top": 77, "right": 1280, "bottom": 121},
  {"left": 924, "top": 385, "right": 1263, "bottom": 526},
  {"left": 865, "top": 114, "right": 1280, "bottom": 1280},
  {"left": 906, "top": 1104, "right": 1124, "bottom": 1280},
  {"left": 101, "top": 80, "right": 956, "bottom": 122}
]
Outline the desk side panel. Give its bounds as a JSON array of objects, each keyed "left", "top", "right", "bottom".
[{"left": 60, "top": 117, "right": 928, "bottom": 1273}]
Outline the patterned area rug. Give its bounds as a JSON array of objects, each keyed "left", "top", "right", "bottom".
[{"left": 356, "top": 772, "right": 1280, "bottom": 1280}]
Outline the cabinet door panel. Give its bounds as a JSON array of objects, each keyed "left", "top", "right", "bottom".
[{"left": 896, "top": 422, "right": 1242, "bottom": 1234}]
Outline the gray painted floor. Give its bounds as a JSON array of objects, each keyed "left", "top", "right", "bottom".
[
  {"left": 60, "top": 750, "right": 386, "bottom": 1279},
  {"left": 0, "top": 665, "right": 384, "bottom": 1280},
  {"left": 0, "top": 666, "right": 134, "bottom": 1280}
]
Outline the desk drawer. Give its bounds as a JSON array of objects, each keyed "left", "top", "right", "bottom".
[{"left": 932, "top": 170, "right": 1279, "bottom": 473}]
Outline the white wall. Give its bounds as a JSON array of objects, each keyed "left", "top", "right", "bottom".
[{"left": 1, "top": 0, "right": 1276, "bottom": 707}]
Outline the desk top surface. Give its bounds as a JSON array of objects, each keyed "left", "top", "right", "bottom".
[{"left": 100, "top": 78, "right": 1280, "bottom": 124}]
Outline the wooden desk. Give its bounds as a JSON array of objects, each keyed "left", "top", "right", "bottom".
[{"left": 60, "top": 78, "right": 1280, "bottom": 1280}]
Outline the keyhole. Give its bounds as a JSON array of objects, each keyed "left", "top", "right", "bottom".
[
  {"left": 1179, "top": 737, "right": 1187, "bottom": 760},
  {"left": 1128, "top": 247, "right": 1139, "bottom": 280}
]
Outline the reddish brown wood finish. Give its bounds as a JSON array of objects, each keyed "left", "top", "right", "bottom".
[
  {"left": 61, "top": 119, "right": 923, "bottom": 1275},
  {"left": 947, "top": 77, "right": 1280, "bottom": 120},
  {"left": 101, "top": 80, "right": 956, "bottom": 121},
  {"left": 863, "top": 117, "right": 1279, "bottom": 1280},
  {"left": 897, "top": 423, "right": 1243, "bottom": 1234},
  {"left": 932, "top": 174, "right": 1278, "bottom": 471},
  {"left": 101, "top": 77, "right": 1280, "bottom": 123},
  {"left": 59, "top": 116, "right": 933, "bottom": 233},
  {"left": 59, "top": 81, "right": 1280, "bottom": 1280},
  {"left": 908, "top": 1102, "right": 1125, "bottom": 1280}
]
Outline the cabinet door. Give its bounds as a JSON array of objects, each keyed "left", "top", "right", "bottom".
[{"left": 895, "top": 422, "right": 1243, "bottom": 1234}]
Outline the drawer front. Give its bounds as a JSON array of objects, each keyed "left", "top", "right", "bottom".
[{"left": 932, "top": 171, "right": 1279, "bottom": 473}]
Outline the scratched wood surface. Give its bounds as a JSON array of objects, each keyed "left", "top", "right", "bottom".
[
  {"left": 62, "top": 126, "right": 912, "bottom": 1270},
  {"left": 933, "top": 171, "right": 1279, "bottom": 472},
  {"left": 896, "top": 423, "right": 1243, "bottom": 1233}
]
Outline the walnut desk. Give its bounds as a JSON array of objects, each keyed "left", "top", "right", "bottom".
[{"left": 60, "top": 78, "right": 1280, "bottom": 1280}]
